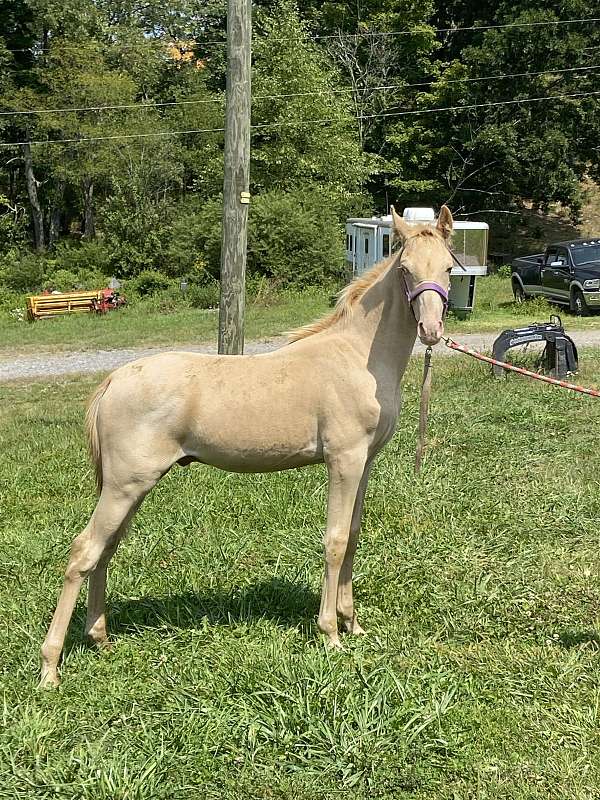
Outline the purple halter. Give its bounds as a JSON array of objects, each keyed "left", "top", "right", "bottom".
[{"left": 405, "top": 280, "right": 449, "bottom": 318}]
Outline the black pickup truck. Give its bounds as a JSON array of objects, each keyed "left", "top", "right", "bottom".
[{"left": 511, "top": 238, "right": 600, "bottom": 315}]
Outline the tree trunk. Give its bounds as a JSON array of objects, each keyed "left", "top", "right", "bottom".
[
  {"left": 81, "top": 177, "right": 96, "bottom": 239},
  {"left": 22, "top": 143, "right": 45, "bottom": 252},
  {"left": 48, "top": 179, "right": 65, "bottom": 247}
]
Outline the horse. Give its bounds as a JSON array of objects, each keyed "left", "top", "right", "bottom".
[{"left": 40, "top": 205, "right": 454, "bottom": 687}]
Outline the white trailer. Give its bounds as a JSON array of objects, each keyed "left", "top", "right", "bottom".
[{"left": 345, "top": 207, "right": 488, "bottom": 315}]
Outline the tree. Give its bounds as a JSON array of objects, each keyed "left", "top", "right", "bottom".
[{"left": 251, "top": 1, "right": 368, "bottom": 212}]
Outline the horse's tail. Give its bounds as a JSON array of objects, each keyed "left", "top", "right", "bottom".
[{"left": 85, "top": 376, "right": 111, "bottom": 495}]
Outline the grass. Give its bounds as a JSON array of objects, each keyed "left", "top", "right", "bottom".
[
  {"left": 0, "top": 288, "right": 331, "bottom": 357},
  {"left": 3, "top": 275, "right": 600, "bottom": 359},
  {"left": 447, "top": 274, "right": 600, "bottom": 334},
  {"left": 2, "top": 352, "right": 600, "bottom": 798}
]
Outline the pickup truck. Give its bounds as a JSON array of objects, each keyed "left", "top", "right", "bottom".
[{"left": 511, "top": 238, "right": 600, "bottom": 315}]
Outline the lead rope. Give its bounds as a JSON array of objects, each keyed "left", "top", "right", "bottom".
[{"left": 415, "top": 346, "right": 433, "bottom": 474}]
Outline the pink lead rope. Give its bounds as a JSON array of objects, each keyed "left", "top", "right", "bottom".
[{"left": 442, "top": 336, "right": 600, "bottom": 398}]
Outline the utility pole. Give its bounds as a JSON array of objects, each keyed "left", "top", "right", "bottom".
[{"left": 218, "top": 0, "right": 251, "bottom": 354}]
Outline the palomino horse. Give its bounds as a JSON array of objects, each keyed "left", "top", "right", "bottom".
[{"left": 40, "top": 206, "right": 454, "bottom": 686}]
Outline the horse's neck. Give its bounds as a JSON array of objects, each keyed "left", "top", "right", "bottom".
[{"left": 345, "top": 261, "right": 416, "bottom": 384}]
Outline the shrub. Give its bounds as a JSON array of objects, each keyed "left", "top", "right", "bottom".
[
  {"left": 133, "top": 285, "right": 185, "bottom": 314},
  {"left": 130, "top": 269, "right": 172, "bottom": 296},
  {"left": 53, "top": 241, "right": 112, "bottom": 277},
  {"left": 4, "top": 254, "right": 46, "bottom": 292},
  {"left": 43, "top": 269, "right": 79, "bottom": 292},
  {"left": 497, "top": 264, "right": 512, "bottom": 279},
  {"left": 100, "top": 192, "right": 172, "bottom": 277},
  {"left": 188, "top": 281, "right": 220, "bottom": 309},
  {"left": 162, "top": 198, "right": 222, "bottom": 279},
  {"left": 248, "top": 188, "right": 345, "bottom": 287},
  {"left": 0, "top": 287, "right": 25, "bottom": 315}
]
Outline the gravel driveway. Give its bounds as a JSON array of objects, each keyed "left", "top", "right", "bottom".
[{"left": 3, "top": 331, "right": 600, "bottom": 382}]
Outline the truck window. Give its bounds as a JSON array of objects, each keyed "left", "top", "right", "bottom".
[
  {"left": 572, "top": 244, "right": 600, "bottom": 265},
  {"left": 555, "top": 248, "right": 568, "bottom": 266},
  {"left": 544, "top": 249, "right": 557, "bottom": 266}
]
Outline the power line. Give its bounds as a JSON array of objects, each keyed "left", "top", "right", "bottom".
[
  {"left": 253, "top": 89, "right": 600, "bottom": 128},
  {"left": 313, "top": 16, "right": 600, "bottom": 41},
  {"left": 1, "top": 63, "right": 598, "bottom": 117},
  {"left": 1, "top": 88, "right": 598, "bottom": 148},
  {"left": 3, "top": 16, "right": 600, "bottom": 53}
]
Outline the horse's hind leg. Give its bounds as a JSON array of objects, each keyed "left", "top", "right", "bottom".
[
  {"left": 40, "top": 481, "right": 154, "bottom": 688},
  {"left": 337, "top": 462, "right": 372, "bottom": 635},
  {"left": 85, "top": 501, "right": 141, "bottom": 647}
]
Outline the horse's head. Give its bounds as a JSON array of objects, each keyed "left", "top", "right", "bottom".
[{"left": 391, "top": 205, "right": 454, "bottom": 346}]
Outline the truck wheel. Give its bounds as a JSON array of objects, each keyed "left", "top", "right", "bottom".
[
  {"left": 571, "top": 288, "right": 590, "bottom": 317},
  {"left": 513, "top": 282, "right": 526, "bottom": 304}
]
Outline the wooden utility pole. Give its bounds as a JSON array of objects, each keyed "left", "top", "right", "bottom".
[{"left": 218, "top": 0, "right": 251, "bottom": 354}]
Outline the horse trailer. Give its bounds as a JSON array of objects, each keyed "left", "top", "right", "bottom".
[{"left": 345, "top": 207, "right": 488, "bottom": 314}]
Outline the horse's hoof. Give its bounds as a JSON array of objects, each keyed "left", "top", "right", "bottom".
[
  {"left": 341, "top": 616, "right": 367, "bottom": 635},
  {"left": 326, "top": 637, "right": 344, "bottom": 650},
  {"left": 89, "top": 636, "right": 113, "bottom": 652},
  {"left": 39, "top": 669, "right": 60, "bottom": 689},
  {"left": 350, "top": 622, "right": 367, "bottom": 636}
]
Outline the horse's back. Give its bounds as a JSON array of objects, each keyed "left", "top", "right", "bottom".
[{"left": 95, "top": 340, "right": 382, "bottom": 473}]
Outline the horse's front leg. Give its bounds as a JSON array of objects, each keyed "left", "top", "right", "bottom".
[
  {"left": 336, "top": 461, "right": 373, "bottom": 635},
  {"left": 317, "top": 448, "right": 368, "bottom": 648}
]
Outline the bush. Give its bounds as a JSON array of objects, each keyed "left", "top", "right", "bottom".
[
  {"left": 43, "top": 269, "right": 79, "bottom": 292},
  {"left": 53, "top": 241, "right": 112, "bottom": 277},
  {"left": 101, "top": 192, "right": 172, "bottom": 277},
  {"left": 188, "top": 281, "right": 220, "bottom": 309},
  {"left": 4, "top": 254, "right": 46, "bottom": 292},
  {"left": 132, "top": 285, "right": 185, "bottom": 314},
  {"left": 248, "top": 188, "right": 345, "bottom": 287},
  {"left": 511, "top": 294, "right": 551, "bottom": 317},
  {"left": 496, "top": 264, "right": 512, "bottom": 278},
  {"left": 0, "top": 287, "right": 26, "bottom": 317},
  {"left": 162, "top": 197, "right": 223, "bottom": 279},
  {"left": 130, "top": 269, "right": 172, "bottom": 296}
]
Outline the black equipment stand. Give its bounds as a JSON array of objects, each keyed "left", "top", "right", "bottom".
[{"left": 492, "top": 315, "right": 578, "bottom": 379}]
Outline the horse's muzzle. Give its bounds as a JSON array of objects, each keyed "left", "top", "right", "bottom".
[{"left": 417, "top": 320, "right": 444, "bottom": 346}]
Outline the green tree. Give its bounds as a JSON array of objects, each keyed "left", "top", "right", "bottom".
[{"left": 251, "top": 1, "right": 369, "bottom": 213}]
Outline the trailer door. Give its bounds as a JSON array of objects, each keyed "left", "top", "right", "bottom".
[{"left": 355, "top": 227, "right": 375, "bottom": 276}]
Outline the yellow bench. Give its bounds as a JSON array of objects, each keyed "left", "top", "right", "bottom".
[{"left": 26, "top": 290, "right": 105, "bottom": 321}]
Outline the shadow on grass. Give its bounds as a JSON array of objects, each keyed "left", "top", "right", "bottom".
[
  {"left": 558, "top": 629, "right": 600, "bottom": 649},
  {"left": 106, "top": 577, "right": 320, "bottom": 638}
]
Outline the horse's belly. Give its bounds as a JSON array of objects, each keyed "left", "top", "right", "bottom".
[
  {"left": 185, "top": 408, "right": 323, "bottom": 472},
  {"left": 190, "top": 439, "right": 322, "bottom": 473}
]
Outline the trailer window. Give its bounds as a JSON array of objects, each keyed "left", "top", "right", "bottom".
[
  {"left": 382, "top": 234, "right": 390, "bottom": 256},
  {"left": 364, "top": 237, "right": 369, "bottom": 254}
]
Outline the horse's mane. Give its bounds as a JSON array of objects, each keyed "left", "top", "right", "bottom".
[{"left": 287, "top": 225, "right": 442, "bottom": 343}]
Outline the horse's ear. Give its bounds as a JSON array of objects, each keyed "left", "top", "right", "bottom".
[
  {"left": 390, "top": 205, "right": 411, "bottom": 244},
  {"left": 436, "top": 205, "right": 453, "bottom": 241}
]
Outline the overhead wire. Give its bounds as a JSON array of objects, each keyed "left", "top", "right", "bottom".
[
  {"left": 3, "top": 16, "right": 600, "bottom": 53},
  {"left": 1, "top": 63, "right": 598, "bottom": 117},
  {"left": 1, "top": 89, "right": 598, "bottom": 148}
]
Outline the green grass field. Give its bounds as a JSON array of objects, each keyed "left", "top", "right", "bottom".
[
  {"left": 2, "top": 276, "right": 600, "bottom": 358},
  {"left": 2, "top": 352, "right": 600, "bottom": 798},
  {"left": 0, "top": 288, "right": 332, "bottom": 357}
]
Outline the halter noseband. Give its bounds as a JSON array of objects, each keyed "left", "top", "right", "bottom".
[{"left": 406, "top": 281, "right": 449, "bottom": 317}]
